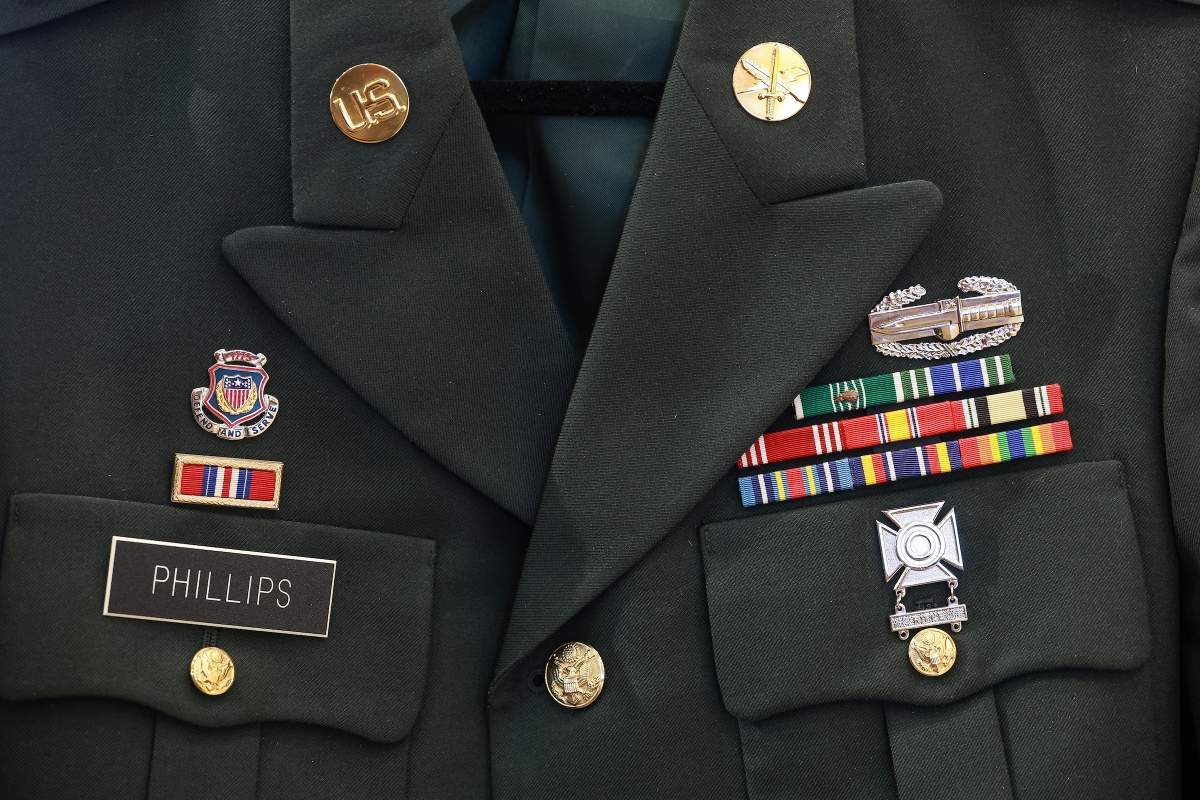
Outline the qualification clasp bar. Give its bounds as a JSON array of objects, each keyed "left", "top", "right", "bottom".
[{"left": 868, "top": 276, "right": 1023, "bottom": 359}]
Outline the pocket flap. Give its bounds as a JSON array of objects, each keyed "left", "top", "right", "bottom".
[
  {"left": 699, "top": 460, "right": 1149, "bottom": 722},
  {"left": 0, "top": 494, "right": 435, "bottom": 743}
]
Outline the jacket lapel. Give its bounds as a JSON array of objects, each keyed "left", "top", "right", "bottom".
[
  {"left": 495, "top": 0, "right": 943, "bottom": 678},
  {"left": 222, "top": 0, "right": 576, "bottom": 524}
]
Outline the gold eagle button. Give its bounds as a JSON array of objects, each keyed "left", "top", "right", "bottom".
[
  {"left": 190, "top": 647, "right": 235, "bottom": 695},
  {"left": 908, "top": 628, "right": 957, "bottom": 677},
  {"left": 545, "top": 642, "right": 605, "bottom": 709},
  {"left": 330, "top": 63, "right": 410, "bottom": 143},
  {"left": 732, "top": 42, "right": 811, "bottom": 122}
]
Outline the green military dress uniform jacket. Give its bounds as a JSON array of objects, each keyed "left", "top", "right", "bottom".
[{"left": 4, "top": 0, "right": 1200, "bottom": 797}]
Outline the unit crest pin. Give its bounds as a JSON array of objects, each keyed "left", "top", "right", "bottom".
[
  {"left": 190, "top": 349, "right": 279, "bottom": 440},
  {"left": 878, "top": 502, "right": 967, "bottom": 676}
]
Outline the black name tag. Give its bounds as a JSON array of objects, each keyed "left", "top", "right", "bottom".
[{"left": 103, "top": 537, "right": 336, "bottom": 637}]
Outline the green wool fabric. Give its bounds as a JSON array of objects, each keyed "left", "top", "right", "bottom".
[{"left": 2, "top": 0, "right": 1200, "bottom": 797}]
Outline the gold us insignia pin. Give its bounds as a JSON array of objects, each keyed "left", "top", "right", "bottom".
[
  {"left": 878, "top": 502, "right": 967, "bottom": 677},
  {"left": 869, "top": 276, "right": 1023, "bottom": 359}
]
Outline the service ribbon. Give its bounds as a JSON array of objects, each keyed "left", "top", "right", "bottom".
[
  {"left": 792, "top": 354, "right": 1014, "bottom": 420},
  {"left": 740, "top": 384, "right": 1062, "bottom": 468},
  {"left": 738, "top": 420, "right": 1073, "bottom": 507}
]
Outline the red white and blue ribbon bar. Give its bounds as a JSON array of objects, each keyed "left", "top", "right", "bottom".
[
  {"left": 738, "top": 421, "right": 1073, "bottom": 507},
  {"left": 171, "top": 454, "right": 282, "bottom": 510},
  {"left": 739, "top": 384, "right": 1062, "bottom": 468},
  {"left": 793, "top": 354, "right": 1014, "bottom": 420}
]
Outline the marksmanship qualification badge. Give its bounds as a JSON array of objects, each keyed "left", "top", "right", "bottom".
[
  {"left": 878, "top": 502, "right": 967, "bottom": 676},
  {"left": 191, "top": 349, "right": 278, "bottom": 440}
]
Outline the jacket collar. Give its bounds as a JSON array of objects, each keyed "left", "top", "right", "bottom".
[
  {"left": 494, "top": 0, "right": 943, "bottom": 680},
  {"left": 223, "top": 0, "right": 576, "bottom": 524},
  {"left": 219, "top": 0, "right": 942, "bottom": 651}
]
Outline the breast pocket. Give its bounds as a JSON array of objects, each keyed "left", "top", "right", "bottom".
[
  {"left": 700, "top": 460, "right": 1157, "bottom": 800},
  {"left": 0, "top": 493, "right": 436, "bottom": 797}
]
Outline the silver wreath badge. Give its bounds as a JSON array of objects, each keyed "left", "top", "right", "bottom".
[{"left": 868, "top": 276, "right": 1023, "bottom": 359}]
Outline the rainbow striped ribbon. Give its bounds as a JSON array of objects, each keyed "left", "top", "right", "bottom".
[
  {"left": 738, "top": 420, "right": 1073, "bottom": 507},
  {"left": 740, "top": 384, "right": 1062, "bottom": 468},
  {"left": 793, "top": 354, "right": 1014, "bottom": 420}
]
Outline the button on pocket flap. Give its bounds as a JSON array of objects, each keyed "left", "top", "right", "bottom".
[
  {"left": 699, "top": 460, "right": 1149, "bottom": 722},
  {"left": 0, "top": 494, "right": 436, "bottom": 743}
]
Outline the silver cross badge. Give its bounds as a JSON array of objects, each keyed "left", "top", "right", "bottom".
[{"left": 878, "top": 502, "right": 968, "bottom": 640}]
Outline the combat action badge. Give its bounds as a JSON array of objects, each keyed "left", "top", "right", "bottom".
[
  {"left": 191, "top": 349, "right": 278, "bottom": 440},
  {"left": 878, "top": 502, "right": 967, "bottom": 676},
  {"left": 869, "top": 276, "right": 1023, "bottom": 360}
]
